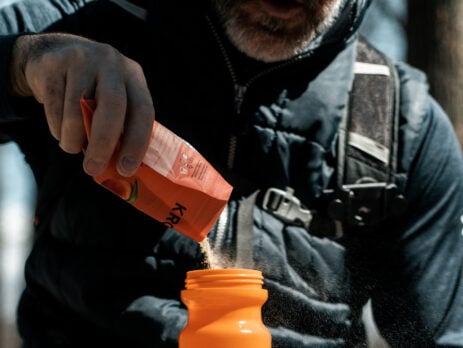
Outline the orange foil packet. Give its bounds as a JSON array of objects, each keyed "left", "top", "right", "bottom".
[{"left": 80, "top": 98, "right": 233, "bottom": 242}]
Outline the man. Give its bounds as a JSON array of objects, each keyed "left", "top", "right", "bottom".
[{"left": 0, "top": 0, "right": 462, "bottom": 347}]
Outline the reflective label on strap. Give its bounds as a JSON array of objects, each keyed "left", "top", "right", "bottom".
[
  {"left": 354, "top": 62, "right": 390, "bottom": 76},
  {"left": 348, "top": 131, "right": 390, "bottom": 164}
]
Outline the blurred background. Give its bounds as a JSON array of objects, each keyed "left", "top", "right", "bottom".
[
  {"left": 0, "top": 141, "right": 35, "bottom": 348},
  {"left": 0, "top": 0, "right": 462, "bottom": 347}
]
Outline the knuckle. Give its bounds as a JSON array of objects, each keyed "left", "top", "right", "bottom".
[
  {"left": 43, "top": 76, "right": 63, "bottom": 98},
  {"left": 67, "top": 46, "right": 87, "bottom": 61},
  {"left": 134, "top": 102, "right": 155, "bottom": 122},
  {"left": 93, "top": 43, "right": 127, "bottom": 70},
  {"left": 125, "top": 57, "right": 144, "bottom": 74},
  {"left": 125, "top": 133, "right": 148, "bottom": 150},
  {"left": 104, "top": 94, "right": 127, "bottom": 110},
  {"left": 46, "top": 110, "right": 62, "bottom": 126},
  {"left": 97, "top": 42, "right": 120, "bottom": 57},
  {"left": 91, "top": 133, "right": 114, "bottom": 150},
  {"left": 61, "top": 114, "right": 82, "bottom": 132}
]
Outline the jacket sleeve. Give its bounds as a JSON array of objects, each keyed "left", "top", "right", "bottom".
[
  {"left": 0, "top": 0, "right": 145, "bottom": 125},
  {"left": 371, "top": 62, "right": 463, "bottom": 346},
  {"left": 0, "top": 0, "right": 95, "bottom": 123}
]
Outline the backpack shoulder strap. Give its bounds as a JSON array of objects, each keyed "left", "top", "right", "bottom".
[
  {"left": 339, "top": 37, "right": 399, "bottom": 186},
  {"left": 325, "top": 37, "right": 407, "bottom": 231}
]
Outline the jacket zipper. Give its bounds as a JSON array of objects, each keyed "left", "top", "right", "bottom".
[
  {"left": 206, "top": 15, "right": 306, "bottom": 170},
  {"left": 205, "top": 15, "right": 311, "bottom": 246}
]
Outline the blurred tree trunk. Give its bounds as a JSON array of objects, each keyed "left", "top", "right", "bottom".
[{"left": 407, "top": 0, "right": 463, "bottom": 147}]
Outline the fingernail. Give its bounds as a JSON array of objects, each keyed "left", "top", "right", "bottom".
[
  {"left": 85, "top": 159, "right": 105, "bottom": 175},
  {"left": 120, "top": 156, "right": 139, "bottom": 176}
]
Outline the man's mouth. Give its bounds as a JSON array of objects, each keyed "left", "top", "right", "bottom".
[{"left": 258, "top": 0, "right": 305, "bottom": 20}]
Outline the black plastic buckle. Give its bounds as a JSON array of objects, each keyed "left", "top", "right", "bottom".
[
  {"left": 326, "top": 183, "right": 407, "bottom": 227},
  {"left": 262, "top": 187, "right": 312, "bottom": 228}
]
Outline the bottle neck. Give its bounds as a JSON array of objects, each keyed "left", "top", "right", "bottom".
[{"left": 184, "top": 268, "right": 264, "bottom": 289}]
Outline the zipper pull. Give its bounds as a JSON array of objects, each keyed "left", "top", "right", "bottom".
[
  {"left": 227, "top": 84, "right": 247, "bottom": 170},
  {"left": 234, "top": 84, "right": 247, "bottom": 115},
  {"left": 226, "top": 135, "right": 238, "bottom": 170}
]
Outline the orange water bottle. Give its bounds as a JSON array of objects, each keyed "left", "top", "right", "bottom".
[{"left": 179, "top": 268, "right": 271, "bottom": 348}]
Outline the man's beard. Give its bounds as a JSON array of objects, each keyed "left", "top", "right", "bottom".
[{"left": 211, "top": 0, "right": 342, "bottom": 62}]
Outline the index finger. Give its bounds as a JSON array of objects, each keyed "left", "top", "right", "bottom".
[
  {"left": 116, "top": 65, "right": 154, "bottom": 177},
  {"left": 83, "top": 71, "right": 127, "bottom": 176}
]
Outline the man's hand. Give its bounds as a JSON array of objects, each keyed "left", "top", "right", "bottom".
[{"left": 10, "top": 33, "right": 154, "bottom": 177}]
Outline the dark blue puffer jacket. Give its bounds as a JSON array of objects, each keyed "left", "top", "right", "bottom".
[{"left": 0, "top": 0, "right": 463, "bottom": 347}]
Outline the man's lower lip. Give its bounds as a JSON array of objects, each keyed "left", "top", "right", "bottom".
[{"left": 258, "top": 0, "right": 303, "bottom": 20}]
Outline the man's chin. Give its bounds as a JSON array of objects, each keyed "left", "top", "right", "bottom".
[{"left": 227, "top": 28, "right": 309, "bottom": 62}]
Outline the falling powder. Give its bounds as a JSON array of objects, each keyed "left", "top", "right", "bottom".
[
  {"left": 199, "top": 237, "right": 214, "bottom": 269},
  {"left": 199, "top": 237, "right": 235, "bottom": 270}
]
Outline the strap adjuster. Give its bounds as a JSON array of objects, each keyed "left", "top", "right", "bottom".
[{"left": 262, "top": 187, "right": 312, "bottom": 228}]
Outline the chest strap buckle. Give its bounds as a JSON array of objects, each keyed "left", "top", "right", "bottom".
[{"left": 262, "top": 187, "right": 312, "bottom": 229}]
